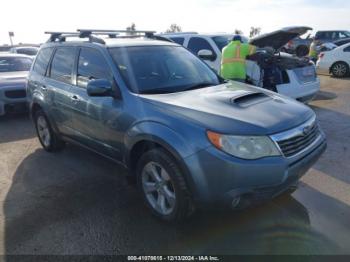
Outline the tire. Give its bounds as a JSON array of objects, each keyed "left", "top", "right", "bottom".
[
  {"left": 136, "top": 148, "right": 194, "bottom": 222},
  {"left": 34, "top": 110, "right": 65, "bottom": 152},
  {"left": 331, "top": 62, "right": 350, "bottom": 78},
  {"left": 296, "top": 45, "right": 309, "bottom": 57}
]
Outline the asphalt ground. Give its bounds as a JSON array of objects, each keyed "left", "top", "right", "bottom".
[{"left": 0, "top": 75, "right": 349, "bottom": 255}]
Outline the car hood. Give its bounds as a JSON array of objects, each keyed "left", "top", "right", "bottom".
[
  {"left": 250, "top": 26, "right": 313, "bottom": 50},
  {"left": 0, "top": 71, "right": 28, "bottom": 87},
  {"left": 140, "top": 82, "right": 314, "bottom": 135}
]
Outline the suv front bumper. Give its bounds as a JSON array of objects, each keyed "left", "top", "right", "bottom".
[
  {"left": 183, "top": 132, "right": 326, "bottom": 208},
  {"left": 0, "top": 86, "right": 27, "bottom": 115}
]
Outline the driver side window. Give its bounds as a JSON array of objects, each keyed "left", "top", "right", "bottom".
[{"left": 77, "top": 48, "right": 114, "bottom": 88}]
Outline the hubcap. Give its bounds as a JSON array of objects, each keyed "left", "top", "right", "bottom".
[
  {"left": 334, "top": 64, "right": 347, "bottom": 76},
  {"left": 37, "top": 116, "right": 51, "bottom": 147},
  {"left": 141, "top": 162, "right": 176, "bottom": 215}
]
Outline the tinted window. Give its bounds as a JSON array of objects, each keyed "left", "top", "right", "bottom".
[
  {"left": 50, "top": 47, "right": 76, "bottom": 84},
  {"left": 169, "top": 37, "right": 185, "bottom": 45},
  {"left": 33, "top": 48, "right": 54, "bottom": 76},
  {"left": 187, "top": 37, "right": 215, "bottom": 55},
  {"left": 339, "top": 31, "right": 350, "bottom": 39},
  {"left": 77, "top": 48, "right": 113, "bottom": 88},
  {"left": 109, "top": 46, "right": 220, "bottom": 94},
  {"left": 0, "top": 56, "right": 32, "bottom": 72},
  {"left": 344, "top": 46, "right": 350, "bottom": 52},
  {"left": 16, "top": 47, "right": 38, "bottom": 56},
  {"left": 212, "top": 36, "right": 230, "bottom": 51}
]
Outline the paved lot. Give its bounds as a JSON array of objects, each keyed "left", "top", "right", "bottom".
[{"left": 0, "top": 75, "right": 349, "bottom": 255}]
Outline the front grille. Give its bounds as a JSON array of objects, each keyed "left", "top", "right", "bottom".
[
  {"left": 293, "top": 66, "right": 317, "bottom": 84},
  {"left": 276, "top": 122, "right": 320, "bottom": 157},
  {"left": 5, "top": 90, "right": 26, "bottom": 99}
]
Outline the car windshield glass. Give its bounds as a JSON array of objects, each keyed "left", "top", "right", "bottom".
[
  {"left": 16, "top": 48, "right": 38, "bottom": 56},
  {"left": 211, "top": 36, "right": 230, "bottom": 51},
  {"left": 0, "top": 57, "right": 32, "bottom": 72},
  {"left": 109, "top": 46, "right": 220, "bottom": 94}
]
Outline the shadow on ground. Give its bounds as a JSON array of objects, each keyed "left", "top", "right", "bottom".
[
  {"left": 3, "top": 144, "right": 340, "bottom": 255},
  {"left": 0, "top": 113, "right": 35, "bottom": 144},
  {"left": 312, "top": 91, "right": 337, "bottom": 101}
]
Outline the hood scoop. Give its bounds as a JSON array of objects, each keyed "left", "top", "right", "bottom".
[{"left": 230, "top": 92, "right": 270, "bottom": 107}]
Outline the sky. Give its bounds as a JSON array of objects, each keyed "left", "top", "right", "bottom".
[{"left": 1, "top": 0, "right": 349, "bottom": 45}]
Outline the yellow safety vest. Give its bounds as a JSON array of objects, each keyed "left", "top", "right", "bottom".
[{"left": 221, "top": 41, "right": 256, "bottom": 80}]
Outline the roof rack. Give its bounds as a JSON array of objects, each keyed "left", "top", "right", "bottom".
[
  {"left": 45, "top": 29, "right": 159, "bottom": 44},
  {"left": 77, "top": 29, "right": 156, "bottom": 38},
  {"left": 161, "top": 32, "right": 198, "bottom": 35}
]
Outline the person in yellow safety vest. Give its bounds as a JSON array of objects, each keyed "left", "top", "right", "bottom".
[
  {"left": 220, "top": 35, "right": 256, "bottom": 82},
  {"left": 309, "top": 40, "right": 319, "bottom": 62}
]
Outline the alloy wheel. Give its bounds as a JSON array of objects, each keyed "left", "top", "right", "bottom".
[
  {"left": 37, "top": 115, "right": 51, "bottom": 147},
  {"left": 141, "top": 162, "right": 176, "bottom": 215},
  {"left": 333, "top": 63, "right": 347, "bottom": 77}
]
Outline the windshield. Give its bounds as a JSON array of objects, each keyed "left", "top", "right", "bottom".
[
  {"left": 109, "top": 46, "right": 220, "bottom": 94},
  {"left": 16, "top": 48, "right": 38, "bottom": 56},
  {"left": 0, "top": 57, "right": 33, "bottom": 72}
]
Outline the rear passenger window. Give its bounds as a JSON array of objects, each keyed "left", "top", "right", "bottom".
[
  {"left": 50, "top": 47, "right": 76, "bottom": 84},
  {"left": 33, "top": 48, "right": 54, "bottom": 76},
  {"left": 170, "top": 37, "right": 185, "bottom": 45},
  {"left": 77, "top": 48, "right": 113, "bottom": 88},
  {"left": 187, "top": 37, "right": 215, "bottom": 56},
  {"left": 344, "top": 46, "right": 350, "bottom": 52}
]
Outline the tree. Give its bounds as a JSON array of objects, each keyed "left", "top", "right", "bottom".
[
  {"left": 249, "top": 27, "right": 261, "bottom": 38},
  {"left": 126, "top": 23, "right": 136, "bottom": 35},
  {"left": 166, "top": 24, "right": 182, "bottom": 33}
]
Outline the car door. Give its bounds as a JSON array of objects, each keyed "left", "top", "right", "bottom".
[
  {"left": 69, "top": 47, "right": 123, "bottom": 160},
  {"left": 343, "top": 45, "right": 350, "bottom": 63},
  {"left": 46, "top": 46, "right": 78, "bottom": 136},
  {"left": 186, "top": 37, "right": 219, "bottom": 72}
]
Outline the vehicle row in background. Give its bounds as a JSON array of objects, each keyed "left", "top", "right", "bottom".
[
  {"left": 162, "top": 27, "right": 320, "bottom": 103},
  {"left": 282, "top": 29, "right": 350, "bottom": 57}
]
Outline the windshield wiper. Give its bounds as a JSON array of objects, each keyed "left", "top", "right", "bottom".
[{"left": 182, "top": 82, "right": 217, "bottom": 91}]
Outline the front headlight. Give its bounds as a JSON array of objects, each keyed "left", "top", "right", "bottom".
[{"left": 207, "top": 131, "right": 281, "bottom": 160}]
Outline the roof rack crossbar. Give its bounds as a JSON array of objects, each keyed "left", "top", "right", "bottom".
[
  {"left": 77, "top": 29, "right": 156, "bottom": 37},
  {"left": 45, "top": 31, "right": 106, "bottom": 44}
]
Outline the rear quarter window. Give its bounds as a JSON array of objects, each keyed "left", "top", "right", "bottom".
[{"left": 33, "top": 48, "right": 54, "bottom": 76}]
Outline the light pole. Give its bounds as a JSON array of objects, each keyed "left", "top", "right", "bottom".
[{"left": 8, "top": 32, "right": 14, "bottom": 46}]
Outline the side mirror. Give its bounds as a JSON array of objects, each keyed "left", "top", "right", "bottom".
[
  {"left": 87, "top": 79, "right": 112, "bottom": 97},
  {"left": 198, "top": 49, "right": 216, "bottom": 61}
]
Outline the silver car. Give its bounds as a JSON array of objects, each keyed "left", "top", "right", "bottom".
[{"left": 0, "top": 54, "right": 32, "bottom": 116}]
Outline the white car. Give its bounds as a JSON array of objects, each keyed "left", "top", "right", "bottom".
[
  {"left": 316, "top": 43, "right": 350, "bottom": 77},
  {"left": 162, "top": 27, "right": 320, "bottom": 103}
]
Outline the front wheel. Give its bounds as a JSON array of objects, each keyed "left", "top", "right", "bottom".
[
  {"left": 34, "top": 110, "right": 65, "bottom": 152},
  {"left": 136, "top": 148, "right": 194, "bottom": 222},
  {"left": 331, "top": 62, "right": 349, "bottom": 78}
]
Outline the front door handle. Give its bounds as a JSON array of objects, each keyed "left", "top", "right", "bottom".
[{"left": 71, "top": 95, "right": 80, "bottom": 103}]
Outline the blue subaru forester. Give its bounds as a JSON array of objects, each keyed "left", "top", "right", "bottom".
[{"left": 27, "top": 30, "right": 326, "bottom": 221}]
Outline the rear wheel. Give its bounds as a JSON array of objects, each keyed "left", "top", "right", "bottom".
[
  {"left": 136, "top": 148, "right": 194, "bottom": 222},
  {"left": 331, "top": 62, "right": 349, "bottom": 78},
  {"left": 34, "top": 110, "right": 65, "bottom": 152}
]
